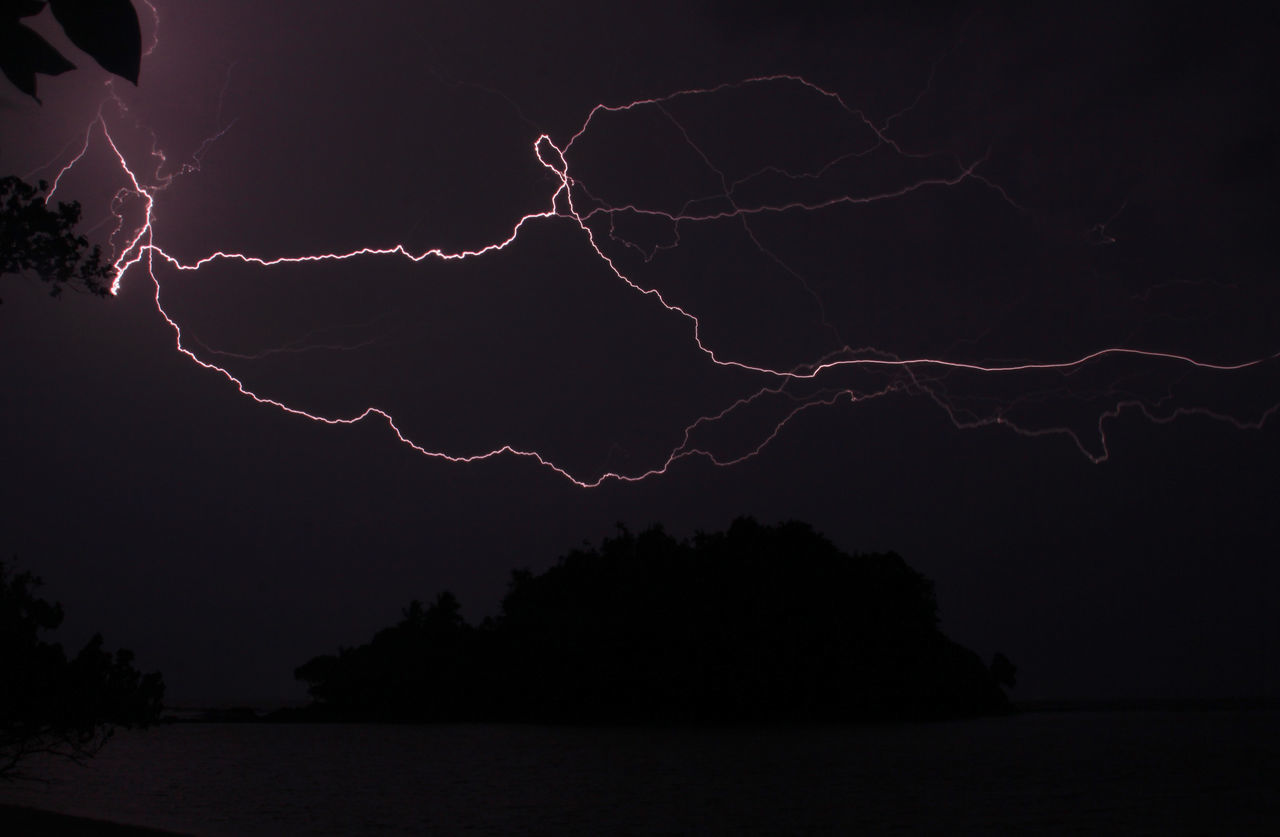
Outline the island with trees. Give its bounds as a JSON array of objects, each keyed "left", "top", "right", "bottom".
[{"left": 290, "top": 518, "right": 1015, "bottom": 724}]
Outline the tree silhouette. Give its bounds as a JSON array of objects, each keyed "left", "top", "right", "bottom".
[
  {"left": 0, "top": 561, "right": 164, "bottom": 781},
  {"left": 1, "top": 0, "right": 141, "bottom": 102},
  {"left": 990, "top": 651, "right": 1017, "bottom": 690},
  {"left": 0, "top": 175, "right": 113, "bottom": 303},
  {"left": 292, "top": 518, "right": 1014, "bottom": 723},
  {"left": 2, "top": 1, "right": 143, "bottom": 302},
  {"left": 295, "top": 592, "right": 483, "bottom": 721}
]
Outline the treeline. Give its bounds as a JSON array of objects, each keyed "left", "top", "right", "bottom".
[{"left": 289, "top": 518, "right": 1013, "bottom": 723}]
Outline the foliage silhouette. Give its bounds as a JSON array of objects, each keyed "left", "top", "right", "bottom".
[
  {"left": 0, "top": 561, "right": 164, "bottom": 781},
  {"left": 1, "top": 3, "right": 141, "bottom": 300},
  {"left": 0, "top": 175, "right": 113, "bottom": 303},
  {"left": 0, "top": 0, "right": 140, "bottom": 101},
  {"left": 293, "top": 519, "right": 1013, "bottom": 723},
  {"left": 990, "top": 651, "right": 1017, "bottom": 690}
]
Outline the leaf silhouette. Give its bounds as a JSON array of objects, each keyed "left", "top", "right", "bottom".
[
  {"left": 5, "top": 0, "right": 48, "bottom": 18},
  {"left": 0, "top": 19, "right": 75, "bottom": 101},
  {"left": 48, "top": 0, "right": 140, "bottom": 84}
]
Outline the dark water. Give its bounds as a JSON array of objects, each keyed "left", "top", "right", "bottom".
[{"left": 4, "top": 711, "right": 1278, "bottom": 835}]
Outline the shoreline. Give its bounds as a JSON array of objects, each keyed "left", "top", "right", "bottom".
[
  {"left": 156, "top": 694, "right": 1280, "bottom": 723},
  {"left": 0, "top": 803, "right": 187, "bottom": 836}
]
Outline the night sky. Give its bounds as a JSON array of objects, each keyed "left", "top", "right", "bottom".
[{"left": 2, "top": 1, "right": 1277, "bottom": 705}]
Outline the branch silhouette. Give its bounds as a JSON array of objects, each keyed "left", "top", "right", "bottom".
[
  {"left": 0, "top": 176, "right": 113, "bottom": 303},
  {"left": 0, "top": 561, "right": 164, "bottom": 782}
]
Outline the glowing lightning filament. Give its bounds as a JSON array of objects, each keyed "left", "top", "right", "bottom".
[{"left": 39, "top": 74, "right": 1279, "bottom": 487}]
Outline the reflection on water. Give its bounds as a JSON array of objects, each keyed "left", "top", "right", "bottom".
[{"left": 3, "top": 712, "right": 1278, "bottom": 835}]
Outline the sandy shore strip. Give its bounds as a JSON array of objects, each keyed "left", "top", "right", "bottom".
[{"left": 0, "top": 804, "right": 189, "bottom": 836}]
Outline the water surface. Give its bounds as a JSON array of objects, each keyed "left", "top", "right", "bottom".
[{"left": 4, "top": 711, "right": 1277, "bottom": 835}]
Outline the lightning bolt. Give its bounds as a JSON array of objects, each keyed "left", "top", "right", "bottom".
[{"left": 35, "top": 66, "right": 1278, "bottom": 488}]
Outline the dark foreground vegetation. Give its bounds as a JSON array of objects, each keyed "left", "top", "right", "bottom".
[
  {"left": 0, "top": 562, "right": 164, "bottom": 781},
  {"left": 289, "top": 519, "right": 1015, "bottom": 723}
]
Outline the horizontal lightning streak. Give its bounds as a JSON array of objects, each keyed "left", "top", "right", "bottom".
[{"left": 48, "top": 74, "right": 1278, "bottom": 486}]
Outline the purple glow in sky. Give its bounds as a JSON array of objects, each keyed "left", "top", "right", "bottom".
[{"left": 2, "top": 1, "right": 1277, "bottom": 703}]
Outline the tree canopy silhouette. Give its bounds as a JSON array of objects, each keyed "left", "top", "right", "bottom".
[
  {"left": 293, "top": 518, "right": 1013, "bottom": 723},
  {"left": 0, "top": 561, "right": 164, "bottom": 781},
  {"left": 1, "top": 0, "right": 141, "bottom": 101},
  {"left": 2, "top": 3, "right": 142, "bottom": 302},
  {"left": 0, "top": 175, "right": 114, "bottom": 303}
]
